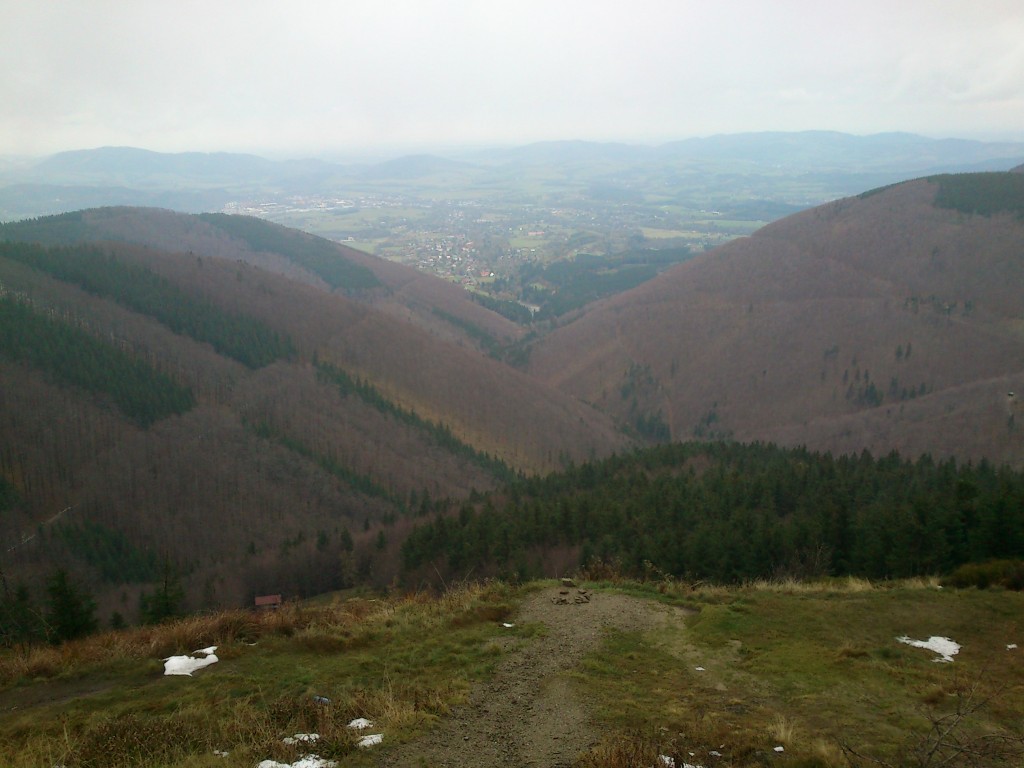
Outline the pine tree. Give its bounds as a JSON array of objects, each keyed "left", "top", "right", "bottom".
[
  {"left": 0, "top": 584, "right": 47, "bottom": 648},
  {"left": 139, "top": 560, "right": 185, "bottom": 624},
  {"left": 45, "top": 569, "right": 97, "bottom": 643}
]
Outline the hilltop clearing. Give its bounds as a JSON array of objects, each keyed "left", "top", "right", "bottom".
[{"left": 1, "top": 579, "right": 1022, "bottom": 767}]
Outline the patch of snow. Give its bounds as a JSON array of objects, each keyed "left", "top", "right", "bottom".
[
  {"left": 357, "top": 733, "right": 383, "bottom": 748},
  {"left": 897, "top": 635, "right": 960, "bottom": 663},
  {"left": 213, "top": 749, "right": 229, "bottom": 757},
  {"left": 694, "top": 666, "right": 705, "bottom": 671},
  {"left": 283, "top": 733, "right": 318, "bottom": 745},
  {"left": 1008, "top": 643, "right": 1018, "bottom": 650},
  {"left": 163, "top": 650, "right": 219, "bottom": 676},
  {"left": 709, "top": 750, "right": 722, "bottom": 756},
  {"left": 502, "top": 622, "right": 515, "bottom": 628},
  {"left": 258, "top": 734, "right": 338, "bottom": 768},
  {"left": 657, "top": 756, "right": 704, "bottom": 768},
  {"left": 347, "top": 717, "right": 373, "bottom": 730},
  {"left": 194, "top": 645, "right": 217, "bottom": 655},
  {"left": 774, "top": 745, "right": 785, "bottom": 752},
  {"left": 257, "top": 758, "right": 336, "bottom": 768}
]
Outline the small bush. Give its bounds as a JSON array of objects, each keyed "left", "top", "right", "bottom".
[
  {"left": 575, "top": 733, "right": 659, "bottom": 768},
  {"left": 943, "top": 560, "right": 1024, "bottom": 590}
]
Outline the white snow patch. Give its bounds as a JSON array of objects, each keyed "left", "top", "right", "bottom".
[
  {"left": 282, "top": 733, "right": 318, "bottom": 745},
  {"left": 774, "top": 745, "right": 785, "bottom": 752},
  {"left": 163, "top": 646, "right": 219, "bottom": 676},
  {"left": 694, "top": 666, "right": 705, "bottom": 671},
  {"left": 1008, "top": 643, "right": 1018, "bottom": 650},
  {"left": 502, "top": 622, "right": 515, "bottom": 628},
  {"left": 213, "top": 749, "right": 229, "bottom": 757},
  {"left": 897, "top": 635, "right": 960, "bottom": 663},
  {"left": 657, "top": 756, "right": 704, "bottom": 768},
  {"left": 357, "top": 733, "right": 383, "bottom": 748},
  {"left": 257, "top": 758, "right": 336, "bottom": 768},
  {"left": 347, "top": 717, "right": 373, "bottom": 730},
  {"left": 258, "top": 735, "right": 336, "bottom": 768}
]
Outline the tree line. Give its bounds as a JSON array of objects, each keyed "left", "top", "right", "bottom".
[
  {"left": 198, "top": 213, "right": 382, "bottom": 291},
  {"left": 0, "top": 293, "right": 194, "bottom": 427},
  {"left": 930, "top": 172, "right": 1024, "bottom": 219},
  {"left": 315, "top": 359, "right": 515, "bottom": 481},
  {"left": 1, "top": 562, "right": 187, "bottom": 647},
  {"left": 401, "top": 441, "right": 1024, "bottom": 584},
  {"left": 0, "top": 241, "right": 294, "bottom": 368}
]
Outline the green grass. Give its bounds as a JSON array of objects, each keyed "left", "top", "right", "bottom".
[
  {"left": 573, "top": 579, "right": 1024, "bottom": 766},
  {"left": 0, "top": 583, "right": 520, "bottom": 767},
  {"left": 5, "top": 579, "right": 1023, "bottom": 767}
]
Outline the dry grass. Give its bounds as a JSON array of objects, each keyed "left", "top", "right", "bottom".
[
  {"left": 0, "top": 581, "right": 509, "bottom": 686},
  {"left": 575, "top": 733, "right": 660, "bottom": 768},
  {"left": 0, "top": 580, "right": 517, "bottom": 768}
]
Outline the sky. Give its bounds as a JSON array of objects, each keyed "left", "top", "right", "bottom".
[{"left": 3, "top": 0, "right": 1024, "bottom": 158}]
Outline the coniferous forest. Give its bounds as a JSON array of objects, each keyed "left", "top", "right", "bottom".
[
  {"left": 402, "top": 442, "right": 1024, "bottom": 584},
  {"left": 0, "top": 292, "right": 194, "bottom": 427},
  {"left": 0, "top": 241, "right": 295, "bottom": 368}
]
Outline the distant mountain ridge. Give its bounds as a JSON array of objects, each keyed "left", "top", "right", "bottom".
[{"left": 3, "top": 132, "right": 1023, "bottom": 220}]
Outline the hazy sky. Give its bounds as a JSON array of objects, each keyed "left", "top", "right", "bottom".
[{"left": 3, "top": 0, "right": 1024, "bottom": 158}]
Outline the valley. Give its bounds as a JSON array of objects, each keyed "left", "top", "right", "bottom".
[
  {"left": 0, "top": 165, "right": 1023, "bottom": 619},
  {"left": 1, "top": 137, "right": 1024, "bottom": 767}
]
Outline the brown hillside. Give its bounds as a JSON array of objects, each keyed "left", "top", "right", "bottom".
[
  {"left": 61, "top": 207, "right": 524, "bottom": 350},
  {"left": 97, "top": 241, "right": 627, "bottom": 472},
  {"left": 528, "top": 175, "right": 1024, "bottom": 466},
  {"left": 0, "top": 222, "right": 627, "bottom": 614},
  {"left": 335, "top": 243, "right": 525, "bottom": 345}
]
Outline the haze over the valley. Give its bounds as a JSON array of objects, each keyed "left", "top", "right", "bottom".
[{"left": 3, "top": 0, "right": 1024, "bottom": 159}]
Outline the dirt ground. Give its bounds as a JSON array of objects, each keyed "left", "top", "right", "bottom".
[{"left": 376, "top": 584, "right": 680, "bottom": 768}]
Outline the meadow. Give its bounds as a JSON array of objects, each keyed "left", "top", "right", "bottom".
[{"left": 1, "top": 578, "right": 1021, "bottom": 767}]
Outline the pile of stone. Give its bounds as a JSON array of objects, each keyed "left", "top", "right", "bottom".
[{"left": 552, "top": 577, "right": 591, "bottom": 605}]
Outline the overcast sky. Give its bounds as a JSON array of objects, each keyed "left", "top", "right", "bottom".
[{"left": 3, "top": 0, "right": 1023, "bottom": 158}]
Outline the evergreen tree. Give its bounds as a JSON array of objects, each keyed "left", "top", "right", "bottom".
[
  {"left": 139, "top": 560, "right": 185, "bottom": 624},
  {"left": 0, "top": 584, "right": 47, "bottom": 648},
  {"left": 45, "top": 569, "right": 97, "bottom": 643}
]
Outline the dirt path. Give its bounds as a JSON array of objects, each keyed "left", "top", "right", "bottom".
[{"left": 377, "top": 584, "right": 679, "bottom": 768}]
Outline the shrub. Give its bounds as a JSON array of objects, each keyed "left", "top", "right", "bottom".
[{"left": 942, "top": 560, "right": 1024, "bottom": 590}]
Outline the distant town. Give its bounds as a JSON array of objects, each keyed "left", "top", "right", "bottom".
[{"left": 222, "top": 191, "right": 747, "bottom": 291}]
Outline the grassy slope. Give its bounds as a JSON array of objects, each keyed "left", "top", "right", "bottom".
[
  {"left": 2, "top": 579, "right": 1022, "bottom": 767},
  {"left": 577, "top": 578, "right": 1024, "bottom": 767},
  {"left": 0, "top": 583, "right": 520, "bottom": 768}
]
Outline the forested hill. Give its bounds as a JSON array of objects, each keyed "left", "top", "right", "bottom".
[
  {"left": 402, "top": 441, "right": 1024, "bottom": 586},
  {"left": 0, "top": 207, "right": 525, "bottom": 351},
  {"left": 0, "top": 213, "right": 627, "bottom": 620},
  {"left": 527, "top": 171, "right": 1024, "bottom": 467}
]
